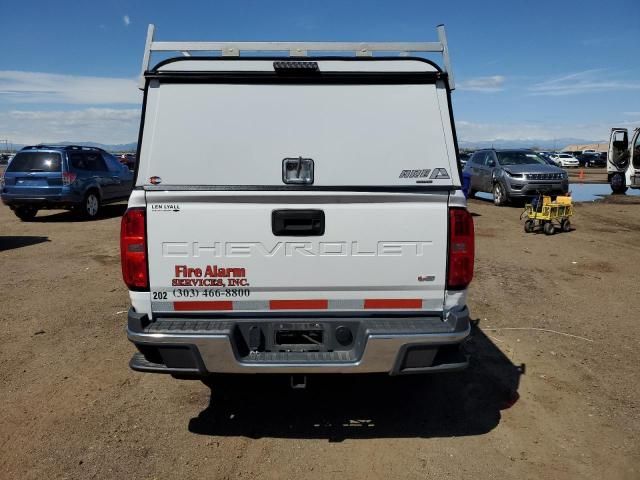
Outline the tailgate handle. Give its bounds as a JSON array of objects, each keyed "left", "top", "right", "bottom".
[{"left": 272, "top": 210, "right": 325, "bottom": 236}]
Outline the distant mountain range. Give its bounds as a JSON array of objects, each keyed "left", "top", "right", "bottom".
[
  {"left": 8, "top": 137, "right": 605, "bottom": 153},
  {"left": 459, "top": 138, "right": 606, "bottom": 150}
]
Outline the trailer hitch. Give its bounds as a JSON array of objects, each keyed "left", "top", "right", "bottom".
[{"left": 290, "top": 374, "right": 307, "bottom": 390}]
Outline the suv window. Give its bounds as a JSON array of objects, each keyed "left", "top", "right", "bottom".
[
  {"left": 69, "top": 152, "right": 87, "bottom": 170},
  {"left": 6, "top": 152, "right": 62, "bottom": 172},
  {"left": 497, "top": 151, "right": 546, "bottom": 165},
  {"left": 469, "top": 152, "right": 482, "bottom": 165},
  {"left": 70, "top": 151, "right": 108, "bottom": 172},
  {"left": 480, "top": 151, "right": 495, "bottom": 166},
  {"left": 103, "top": 153, "right": 126, "bottom": 173},
  {"left": 85, "top": 152, "right": 108, "bottom": 171}
]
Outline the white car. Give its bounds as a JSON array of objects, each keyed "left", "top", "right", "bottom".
[
  {"left": 122, "top": 24, "right": 474, "bottom": 382},
  {"left": 551, "top": 153, "right": 580, "bottom": 168}
]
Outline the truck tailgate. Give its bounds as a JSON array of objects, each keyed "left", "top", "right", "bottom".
[{"left": 146, "top": 191, "right": 448, "bottom": 314}]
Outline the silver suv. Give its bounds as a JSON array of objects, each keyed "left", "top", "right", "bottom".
[{"left": 464, "top": 149, "right": 568, "bottom": 206}]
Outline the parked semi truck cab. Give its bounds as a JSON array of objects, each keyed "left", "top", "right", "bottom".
[{"left": 121, "top": 24, "right": 474, "bottom": 381}]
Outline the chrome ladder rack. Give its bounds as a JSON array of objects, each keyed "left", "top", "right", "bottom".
[{"left": 139, "top": 23, "right": 455, "bottom": 90}]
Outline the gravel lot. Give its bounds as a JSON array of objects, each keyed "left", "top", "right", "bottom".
[{"left": 0, "top": 194, "right": 638, "bottom": 480}]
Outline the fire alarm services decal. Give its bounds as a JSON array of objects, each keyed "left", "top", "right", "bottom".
[{"left": 172, "top": 265, "right": 250, "bottom": 287}]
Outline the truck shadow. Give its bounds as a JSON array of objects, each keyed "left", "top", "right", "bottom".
[
  {"left": 0, "top": 235, "right": 49, "bottom": 251},
  {"left": 188, "top": 326, "right": 523, "bottom": 441},
  {"left": 31, "top": 204, "right": 127, "bottom": 223}
]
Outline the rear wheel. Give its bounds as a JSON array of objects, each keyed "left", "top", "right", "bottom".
[
  {"left": 468, "top": 189, "right": 477, "bottom": 199},
  {"left": 493, "top": 182, "right": 508, "bottom": 206},
  {"left": 543, "top": 222, "right": 555, "bottom": 235},
  {"left": 14, "top": 205, "right": 38, "bottom": 221},
  {"left": 80, "top": 191, "right": 100, "bottom": 219},
  {"left": 610, "top": 173, "right": 628, "bottom": 194},
  {"left": 561, "top": 219, "right": 571, "bottom": 232}
]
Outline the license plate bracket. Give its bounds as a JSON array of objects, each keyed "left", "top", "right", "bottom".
[{"left": 273, "top": 323, "right": 325, "bottom": 352}]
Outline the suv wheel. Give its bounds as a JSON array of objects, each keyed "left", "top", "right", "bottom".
[
  {"left": 610, "top": 173, "right": 628, "bottom": 194},
  {"left": 81, "top": 191, "right": 101, "bottom": 219},
  {"left": 493, "top": 182, "right": 508, "bottom": 206},
  {"left": 14, "top": 205, "right": 38, "bottom": 221}
]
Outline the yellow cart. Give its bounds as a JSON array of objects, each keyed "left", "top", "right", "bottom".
[{"left": 522, "top": 195, "right": 573, "bottom": 235}]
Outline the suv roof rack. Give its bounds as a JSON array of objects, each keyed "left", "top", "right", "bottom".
[
  {"left": 23, "top": 144, "right": 106, "bottom": 152},
  {"left": 22, "top": 144, "right": 64, "bottom": 150},
  {"left": 139, "top": 23, "right": 455, "bottom": 90},
  {"left": 61, "top": 145, "right": 106, "bottom": 152}
]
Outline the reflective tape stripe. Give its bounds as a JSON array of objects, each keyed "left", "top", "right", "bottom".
[
  {"left": 327, "top": 299, "right": 364, "bottom": 310},
  {"left": 163, "top": 298, "right": 428, "bottom": 312},
  {"left": 174, "top": 301, "right": 233, "bottom": 311},
  {"left": 363, "top": 299, "right": 423, "bottom": 309},
  {"left": 233, "top": 300, "right": 269, "bottom": 311},
  {"left": 269, "top": 299, "right": 329, "bottom": 310}
]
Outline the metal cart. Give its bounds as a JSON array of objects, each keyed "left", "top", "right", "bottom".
[{"left": 522, "top": 194, "right": 573, "bottom": 235}]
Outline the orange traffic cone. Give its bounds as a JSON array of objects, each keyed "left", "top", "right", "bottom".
[{"left": 578, "top": 169, "right": 585, "bottom": 180}]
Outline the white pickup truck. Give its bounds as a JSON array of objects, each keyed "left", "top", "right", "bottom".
[{"left": 122, "top": 25, "right": 474, "bottom": 383}]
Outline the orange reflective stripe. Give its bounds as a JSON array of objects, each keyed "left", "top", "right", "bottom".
[{"left": 363, "top": 299, "right": 423, "bottom": 309}]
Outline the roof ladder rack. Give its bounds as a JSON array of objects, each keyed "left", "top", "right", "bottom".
[{"left": 138, "top": 23, "right": 455, "bottom": 90}]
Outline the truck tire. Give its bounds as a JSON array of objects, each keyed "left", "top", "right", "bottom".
[
  {"left": 14, "top": 205, "right": 38, "bottom": 221},
  {"left": 610, "top": 173, "right": 628, "bottom": 194}
]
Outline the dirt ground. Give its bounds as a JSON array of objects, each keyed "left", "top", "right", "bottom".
[{"left": 0, "top": 194, "right": 638, "bottom": 480}]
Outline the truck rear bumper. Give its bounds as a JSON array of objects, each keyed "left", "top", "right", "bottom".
[{"left": 127, "top": 307, "right": 471, "bottom": 375}]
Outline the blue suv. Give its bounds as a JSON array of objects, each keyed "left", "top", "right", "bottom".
[{"left": 1, "top": 145, "right": 133, "bottom": 221}]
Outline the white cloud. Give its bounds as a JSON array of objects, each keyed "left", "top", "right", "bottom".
[
  {"left": 0, "top": 70, "right": 140, "bottom": 105},
  {"left": 0, "top": 108, "right": 140, "bottom": 144},
  {"left": 123, "top": 15, "right": 131, "bottom": 26},
  {"left": 529, "top": 70, "right": 640, "bottom": 96},
  {"left": 458, "top": 75, "right": 505, "bottom": 92}
]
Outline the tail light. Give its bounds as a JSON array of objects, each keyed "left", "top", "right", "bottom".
[
  {"left": 120, "top": 208, "right": 148, "bottom": 290},
  {"left": 62, "top": 171, "right": 77, "bottom": 185},
  {"left": 447, "top": 208, "right": 475, "bottom": 290}
]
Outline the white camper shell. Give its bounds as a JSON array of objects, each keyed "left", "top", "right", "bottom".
[{"left": 123, "top": 25, "right": 474, "bottom": 378}]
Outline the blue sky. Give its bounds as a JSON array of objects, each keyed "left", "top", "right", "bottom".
[{"left": 1, "top": 0, "right": 639, "bottom": 146}]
